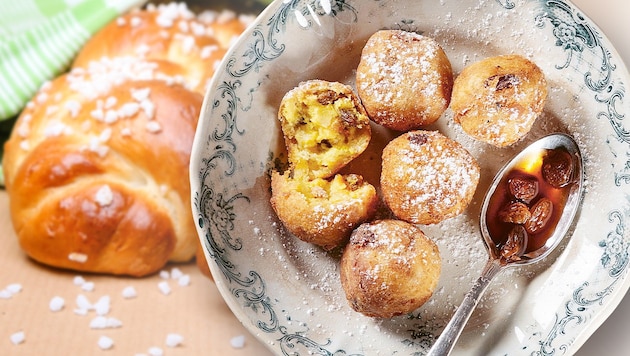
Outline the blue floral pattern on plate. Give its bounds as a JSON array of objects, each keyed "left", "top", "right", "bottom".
[{"left": 191, "top": 0, "right": 630, "bottom": 354}]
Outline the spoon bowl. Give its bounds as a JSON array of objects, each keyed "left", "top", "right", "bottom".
[{"left": 427, "top": 133, "right": 584, "bottom": 356}]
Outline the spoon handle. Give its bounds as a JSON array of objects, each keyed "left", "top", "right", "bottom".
[{"left": 426, "top": 258, "right": 504, "bottom": 356}]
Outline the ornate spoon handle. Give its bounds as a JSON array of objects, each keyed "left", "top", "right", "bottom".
[{"left": 426, "top": 259, "right": 504, "bottom": 356}]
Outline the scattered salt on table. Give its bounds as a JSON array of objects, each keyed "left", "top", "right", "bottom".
[
  {"left": 230, "top": 335, "right": 245, "bottom": 349},
  {"left": 6, "top": 283, "right": 22, "bottom": 294},
  {"left": 76, "top": 294, "right": 92, "bottom": 310},
  {"left": 177, "top": 274, "right": 191, "bottom": 287},
  {"left": 1, "top": 283, "right": 22, "bottom": 299},
  {"left": 90, "top": 316, "right": 123, "bottom": 329},
  {"left": 98, "top": 335, "right": 114, "bottom": 350},
  {"left": 49, "top": 296, "right": 65, "bottom": 312},
  {"left": 10, "top": 331, "right": 25, "bottom": 345},
  {"left": 122, "top": 286, "right": 137, "bottom": 299},
  {"left": 73, "top": 276, "right": 86, "bottom": 286},
  {"left": 81, "top": 281, "right": 95, "bottom": 292},
  {"left": 170, "top": 267, "right": 183, "bottom": 280},
  {"left": 94, "top": 295, "right": 111, "bottom": 315},
  {"left": 165, "top": 333, "right": 184, "bottom": 347},
  {"left": 148, "top": 346, "right": 164, "bottom": 356},
  {"left": 90, "top": 316, "right": 108, "bottom": 329},
  {"left": 158, "top": 281, "right": 171, "bottom": 295}
]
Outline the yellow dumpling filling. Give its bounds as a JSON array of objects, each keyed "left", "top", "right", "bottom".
[{"left": 279, "top": 81, "right": 371, "bottom": 180}]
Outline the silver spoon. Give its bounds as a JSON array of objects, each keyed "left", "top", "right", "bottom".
[{"left": 427, "top": 133, "right": 584, "bottom": 356}]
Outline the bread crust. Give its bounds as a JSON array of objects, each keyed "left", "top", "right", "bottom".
[
  {"left": 72, "top": 5, "right": 228, "bottom": 95},
  {"left": 451, "top": 54, "right": 548, "bottom": 147},
  {"left": 270, "top": 172, "right": 378, "bottom": 250},
  {"left": 2, "top": 4, "right": 253, "bottom": 277},
  {"left": 356, "top": 30, "right": 453, "bottom": 131},
  {"left": 340, "top": 219, "right": 441, "bottom": 318},
  {"left": 3, "top": 63, "right": 202, "bottom": 276},
  {"left": 380, "top": 130, "right": 480, "bottom": 225}
]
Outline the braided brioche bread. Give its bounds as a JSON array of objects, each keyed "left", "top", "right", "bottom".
[
  {"left": 2, "top": 3, "right": 249, "bottom": 277},
  {"left": 72, "top": 3, "right": 231, "bottom": 95}
]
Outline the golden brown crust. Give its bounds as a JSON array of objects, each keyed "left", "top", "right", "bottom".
[
  {"left": 278, "top": 80, "right": 372, "bottom": 180},
  {"left": 340, "top": 219, "right": 441, "bottom": 318},
  {"left": 72, "top": 4, "right": 228, "bottom": 95},
  {"left": 380, "top": 130, "right": 480, "bottom": 225},
  {"left": 451, "top": 54, "right": 548, "bottom": 147},
  {"left": 3, "top": 62, "right": 202, "bottom": 277},
  {"left": 270, "top": 171, "right": 378, "bottom": 250},
  {"left": 2, "top": 3, "right": 254, "bottom": 278},
  {"left": 356, "top": 30, "right": 453, "bottom": 131}
]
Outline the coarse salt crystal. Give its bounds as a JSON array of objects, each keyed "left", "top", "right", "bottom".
[
  {"left": 122, "top": 286, "right": 137, "bottom": 299},
  {"left": 99, "top": 128, "right": 112, "bottom": 142},
  {"left": 120, "top": 127, "right": 132, "bottom": 137},
  {"left": 156, "top": 14, "right": 174, "bottom": 27},
  {"left": 177, "top": 274, "right": 190, "bottom": 287},
  {"left": 190, "top": 21, "right": 206, "bottom": 36},
  {"left": 148, "top": 346, "right": 164, "bottom": 356},
  {"left": 19, "top": 140, "right": 30, "bottom": 151},
  {"left": 130, "top": 16, "right": 142, "bottom": 27},
  {"left": 73, "top": 276, "right": 86, "bottom": 286},
  {"left": 68, "top": 252, "right": 88, "bottom": 263},
  {"left": 44, "top": 121, "right": 68, "bottom": 137},
  {"left": 118, "top": 102, "right": 140, "bottom": 118},
  {"left": 49, "top": 296, "right": 65, "bottom": 312},
  {"left": 200, "top": 45, "right": 218, "bottom": 59},
  {"left": 131, "top": 88, "right": 151, "bottom": 101},
  {"left": 36, "top": 92, "right": 48, "bottom": 103},
  {"left": 90, "top": 316, "right": 108, "bottom": 329},
  {"left": 146, "top": 121, "right": 161, "bottom": 133},
  {"left": 81, "top": 281, "right": 95, "bottom": 292},
  {"left": 104, "top": 96, "right": 117, "bottom": 109},
  {"left": 95, "top": 185, "right": 114, "bottom": 207},
  {"left": 94, "top": 295, "right": 111, "bottom": 315},
  {"left": 165, "top": 333, "right": 184, "bottom": 347},
  {"left": 91, "top": 108, "right": 104, "bottom": 120},
  {"left": 107, "top": 318, "right": 123, "bottom": 328},
  {"left": 98, "top": 335, "right": 114, "bottom": 350},
  {"left": 170, "top": 267, "right": 183, "bottom": 280},
  {"left": 135, "top": 44, "right": 151, "bottom": 57},
  {"left": 6, "top": 283, "right": 22, "bottom": 294},
  {"left": 65, "top": 100, "right": 82, "bottom": 118},
  {"left": 74, "top": 308, "right": 89, "bottom": 316},
  {"left": 90, "top": 316, "right": 122, "bottom": 329},
  {"left": 177, "top": 20, "right": 189, "bottom": 32},
  {"left": 10, "top": 331, "right": 25, "bottom": 345},
  {"left": 140, "top": 100, "right": 155, "bottom": 120},
  {"left": 158, "top": 281, "right": 171, "bottom": 295},
  {"left": 0, "top": 290, "right": 12, "bottom": 299},
  {"left": 179, "top": 34, "right": 196, "bottom": 53},
  {"left": 17, "top": 122, "right": 29, "bottom": 138},
  {"left": 159, "top": 270, "right": 170, "bottom": 279},
  {"left": 104, "top": 109, "right": 119, "bottom": 124},
  {"left": 76, "top": 294, "right": 92, "bottom": 310},
  {"left": 230, "top": 335, "right": 245, "bottom": 349}
]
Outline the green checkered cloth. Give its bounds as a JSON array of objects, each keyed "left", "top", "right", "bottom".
[{"left": 0, "top": 0, "right": 146, "bottom": 121}]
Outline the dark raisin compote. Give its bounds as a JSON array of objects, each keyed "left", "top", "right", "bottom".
[{"left": 485, "top": 147, "right": 577, "bottom": 262}]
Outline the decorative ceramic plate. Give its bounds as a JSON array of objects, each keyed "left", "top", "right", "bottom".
[{"left": 190, "top": 0, "right": 630, "bottom": 354}]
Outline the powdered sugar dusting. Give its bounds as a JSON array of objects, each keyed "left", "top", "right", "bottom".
[{"left": 382, "top": 130, "right": 480, "bottom": 224}]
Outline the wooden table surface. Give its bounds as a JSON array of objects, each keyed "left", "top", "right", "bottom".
[{"left": 0, "top": 191, "right": 273, "bottom": 355}]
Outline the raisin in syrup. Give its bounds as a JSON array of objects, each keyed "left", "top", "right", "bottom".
[{"left": 485, "top": 147, "right": 577, "bottom": 257}]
